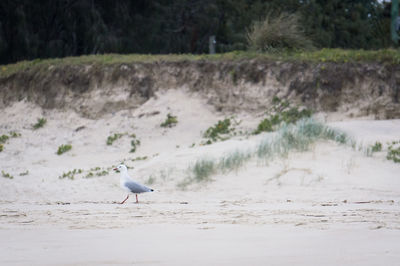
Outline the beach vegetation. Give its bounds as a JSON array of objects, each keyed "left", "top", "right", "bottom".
[
  {"left": 57, "top": 144, "right": 72, "bottom": 155},
  {"left": 387, "top": 141, "right": 400, "bottom": 163},
  {"left": 33, "top": 118, "right": 47, "bottom": 129},
  {"left": 1, "top": 170, "right": 13, "bottom": 179},
  {"left": 160, "top": 113, "right": 178, "bottom": 128}
]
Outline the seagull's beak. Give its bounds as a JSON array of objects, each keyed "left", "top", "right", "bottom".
[{"left": 113, "top": 168, "right": 118, "bottom": 171}]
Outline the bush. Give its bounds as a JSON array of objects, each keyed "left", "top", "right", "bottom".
[
  {"left": 254, "top": 97, "right": 312, "bottom": 135},
  {"left": 204, "top": 118, "right": 234, "bottom": 143},
  {"left": 0, "top": 134, "right": 9, "bottom": 143},
  {"left": 246, "top": 12, "right": 314, "bottom": 52},
  {"left": 2, "top": 171, "right": 13, "bottom": 179},
  {"left": 371, "top": 142, "right": 382, "bottom": 153},
  {"left": 106, "top": 133, "right": 124, "bottom": 145},
  {"left": 160, "top": 113, "right": 178, "bottom": 128},
  {"left": 387, "top": 141, "right": 400, "bottom": 163},
  {"left": 57, "top": 144, "right": 72, "bottom": 155},
  {"left": 33, "top": 118, "right": 47, "bottom": 129}
]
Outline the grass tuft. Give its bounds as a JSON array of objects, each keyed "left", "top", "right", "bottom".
[
  {"left": 160, "top": 113, "right": 178, "bottom": 128},
  {"left": 57, "top": 144, "right": 72, "bottom": 155},
  {"left": 246, "top": 12, "right": 314, "bottom": 52},
  {"left": 387, "top": 141, "right": 400, "bottom": 163},
  {"left": 183, "top": 118, "right": 353, "bottom": 188},
  {"left": 106, "top": 133, "right": 124, "bottom": 145},
  {"left": 1, "top": 171, "right": 13, "bottom": 179},
  {"left": 33, "top": 118, "right": 47, "bottom": 129}
]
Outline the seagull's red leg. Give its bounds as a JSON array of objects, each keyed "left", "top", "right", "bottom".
[
  {"left": 135, "top": 194, "right": 139, "bottom": 203},
  {"left": 120, "top": 194, "right": 129, "bottom": 204}
]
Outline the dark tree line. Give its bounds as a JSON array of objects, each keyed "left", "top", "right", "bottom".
[{"left": 0, "top": 0, "right": 392, "bottom": 64}]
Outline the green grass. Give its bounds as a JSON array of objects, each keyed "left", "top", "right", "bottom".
[
  {"left": 203, "top": 118, "right": 236, "bottom": 143},
  {"left": 33, "top": 118, "right": 47, "bottom": 129},
  {"left": 9, "top": 131, "right": 21, "bottom": 138},
  {"left": 371, "top": 141, "right": 383, "bottom": 153},
  {"left": 0, "top": 134, "right": 9, "bottom": 144},
  {"left": 387, "top": 141, "right": 400, "bottom": 163},
  {"left": 160, "top": 113, "right": 178, "bottom": 128},
  {"left": 59, "top": 169, "right": 82, "bottom": 180},
  {"left": 130, "top": 135, "right": 141, "bottom": 153},
  {"left": 254, "top": 97, "right": 312, "bottom": 135},
  {"left": 257, "top": 118, "right": 353, "bottom": 160},
  {"left": 19, "top": 170, "right": 29, "bottom": 176},
  {"left": 106, "top": 133, "right": 124, "bottom": 145},
  {"left": 2, "top": 170, "right": 14, "bottom": 179},
  {"left": 181, "top": 118, "right": 354, "bottom": 187},
  {"left": 2, "top": 49, "right": 400, "bottom": 79},
  {"left": 57, "top": 144, "right": 72, "bottom": 155}
]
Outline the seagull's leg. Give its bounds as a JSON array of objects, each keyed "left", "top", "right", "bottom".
[
  {"left": 120, "top": 194, "right": 129, "bottom": 204},
  {"left": 135, "top": 194, "right": 139, "bottom": 203}
]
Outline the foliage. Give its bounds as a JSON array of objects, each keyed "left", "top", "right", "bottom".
[
  {"left": 0, "top": 135, "right": 9, "bottom": 143},
  {"left": 33, "top": 118, "right": 47, "bottom": 129},
  {"left": 9, "top": 131, "right": 21, "bottom": 138},
  {"left": 106, "top": 133, "right": 124, "bottom": 145},
  {"left": 59, "top": 169, "right": 82, "bottom": 180},
  {"left": 0, "top": 1, "right": 391, "bottom": 65},
  {"left": 254, "top": 97, "right": 312, "bottom": 135},
  {"left": 371, "top": 142, "right": 383, "bottom": 153},
  {"left": 247, "top": 12, "right": 314, "bottom": 51},
  {"left": 203, "top": 118, "right": 236, "bottom": 143},
  {"left": 57, "top": 144, "right": 72, "bottom": 155},
  {"left": 130, "top": 134, "right": 141, "bottom": 153},
  {"left": 191, "top": 159, "right": 216, "bottom": 182},
  {"left": 182, "top": 118, "right": 353, "bottom": 187},
  {"left": 2, "top": 49, "right": 400, "bottom": 79},
  {"left": 387, "top": 141, "right": 400, "bottom": 163},
  {"left": 0, "top": 144, "right": 3, "bottom": 152},
  {"left": 19, "top": 170, "right": 29, "bottom": 176},
  {"left": 160, "top": 113, "right": 178, "bottom": 128},
  {"left": 1, "top": 170, "right": 13, "bottom": 179}
]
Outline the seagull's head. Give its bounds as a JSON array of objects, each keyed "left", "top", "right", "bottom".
[{"left": 113, "top": 164, "right": 128, "bottom": 173}]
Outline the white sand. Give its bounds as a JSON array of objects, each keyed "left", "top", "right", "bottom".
[{"left": 1, "top": 89, "right": 400, "bottom": 265}]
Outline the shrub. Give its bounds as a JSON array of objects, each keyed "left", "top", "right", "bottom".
[
  {"left": 371, "top": 142, "right": 382, "bottom": 152},
  {"left": 33, "top": 118, "right": 47, "bottom": 129},
  {"left": 106, "top": 133, "right": 124, "bottom": 145},
  {"left": 130, "top": 137, "right": 141, "bottom": 153},
  {"left": 254, "top": 98, "right": 312, "bottom": 135},
  {"left": 254, "top": 118, "right": 274, "bottom": 134},
  {"left": 0, "top": 134, "right": 9, "bottom": 143},
  {"left": 204, "top": 118, "right": 235, "bottom": 143},
  {"left": 19, "top": 170, "right": 29, "bottom": 176},
  {"left": 246, "top": 12, "right": 314, "bottom": 52},
  {"left": 9, "top": 131, "right": 21, "bottom": 138},
  {"left": 2, "top": 171, "right": 14, "bottom": 179},
  {"left": 59, "top": 169, "right": 82, "bottom": 179},
  {"left": 161, "top": 113, "right": 178, "bottom": 128},
  {"left": 387, "top": 141, "right": 400, "bottom": 163},
  {"left": 57, "top": 144, "right": 72, "bottom": 155}
]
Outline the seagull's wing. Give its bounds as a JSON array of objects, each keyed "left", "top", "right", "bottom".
[{"left": 124, "top": 180, "right": 153, "bottom": 193}]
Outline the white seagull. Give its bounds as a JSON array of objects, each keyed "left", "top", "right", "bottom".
[{"left": 113, "top": 164, "right": 154, "bottom": 204}]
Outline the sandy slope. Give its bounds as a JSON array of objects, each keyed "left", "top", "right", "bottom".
[{"left": 1, "top": 89, "right": 400, "bottom": 265}]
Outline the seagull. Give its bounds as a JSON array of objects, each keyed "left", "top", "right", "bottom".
[{"left": 113, "top": 164, "right": 154, "bottom": 204}]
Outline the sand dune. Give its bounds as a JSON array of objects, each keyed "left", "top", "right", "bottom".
[{"left": 1, "top": 89, "right": 400, "bottom": 265}]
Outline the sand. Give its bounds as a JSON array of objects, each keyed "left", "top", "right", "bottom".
[{"left": 1, "top": 89, "right": 400, "bottom": 265}]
